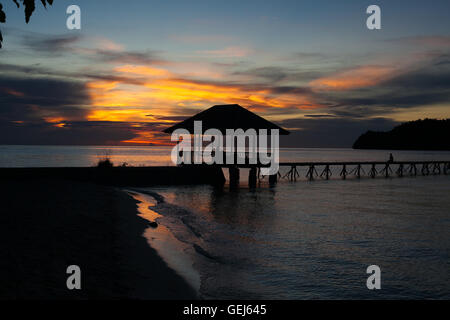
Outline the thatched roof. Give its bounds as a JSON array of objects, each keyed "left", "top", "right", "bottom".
[{"left": 163, "top": 104, "right": 290, "bottom": 135}]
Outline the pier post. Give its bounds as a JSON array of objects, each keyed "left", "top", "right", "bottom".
[
  {"left": 350, "top": 164, "right": 363, "bottom": 178},
  {"left": 283, "top": 166, "right": 296, "bottom": 182},
  {"left": 293, "top": 166, "right": 299, "bottom": 181},
  {"left": 269, "top": 173, "right": 277, "bottom": 186},
  {"left": 229, "top": 166, "right": 240, "bottom": 187},
  {"left": 432, "top": 163, "right": 441, "bottom": 175},
  {"left": 320, "top": 165, "right": 331, "bottom": 180},
  {"left": 408, "top": 163, "right": 417, "bottom": 176},
  {"left": 370, "top": 164, "right": 377, "bottom": 178},
  {"left": 382, "top": 163, "right": 391, "bottom": 178},
  {"left": 340, "top": 164, "right": 347, "bottom": 180},
  {"left": 287, "top": 166, "right": 299, "bottom": 182},
  {"left": 421, "top": 163, "right": 430, "bottom": 176},
  {"left": 357, "top": 164, "right": 362, "bottom": 178},
  {"left": 249, "top": 167, "right": 257, "bottom": 188},
  {"left": 306, "top": 165, "right": 316, "bottom": 181},
  {"left": 349, "top": 163, "right": 366, "bottom": 179},
  {"left": 397, "top": 164, "right": 404, "bottom": 177}
]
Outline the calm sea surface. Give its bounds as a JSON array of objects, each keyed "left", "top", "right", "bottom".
[{"left": 2, "top": 145, "right": 450, "bottom": 299}]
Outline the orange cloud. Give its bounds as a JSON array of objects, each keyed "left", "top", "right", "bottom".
[
  {"left": 2, "top": 88, "right": 25, "bottom": 97},
  {"left": 87, "top": 81, "right": 119, "bottom": 91},
  {"left": 96, "top": 38, "right": 124, "bottom": 51},
  {"left": 310, "top": 65, "right": 396, "bottom": 91},
  {"left": 113, "top": 65, "right": 170, "bottom": 77},
  {"left": 121, "top": 130, "right": 172, "bottom": 146},
  {"left": 85, "top": 63, "right": 325, "bottom": 144},
  {"left": 43, "top": 117, "right": 68, "bottom": 128},
  {"left": 87, "top": 64, "right": 320, "bottom": 112},
  {"left": 87, "top": 108, "right": 153, "bottom": 122}
]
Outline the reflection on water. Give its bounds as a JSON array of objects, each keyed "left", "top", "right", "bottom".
[
  {"left": 126, "top": 191, "right": 201, "bottom": 293},
  {"left": 146, "top": 174, "right": 450, "bottom": 299}
]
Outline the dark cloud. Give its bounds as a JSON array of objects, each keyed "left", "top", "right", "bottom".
[
  {"left": 383, "top": 66, "right": 450, "bottom": 91},
  {"left": 319, "top": 55, "right": 450, "bottom": 118},
  {"left": 0, "top": 75, "right": 89, "bottom": 122},
  {"left": 269, "top": 86, "right": 313, "bottom": 95},
  {"left": 279, "top": 117, "right": 399, "bottom": 148},
  {"left": 0, "top": 69, "right": 171, "bottom": 145},
  {"left": 304, "top": 114, "right": 336, "bottom": 118},
  {"left": 234, "top": 66, "right": 322, "bottom": 84},
  {"left": 434, "top": 54, "right": 450, "bottom": 66},
  {"left": 92, "top": 49, "right": 163, "bottom": 65},
  {"left": 327, "top": 90, "right": 450, "bottom": 117},
  {"left": 294, "top": 52, "right": 328, "bottom": 60},
  {"left": 0, "top": 121, "right": 138, "bottom": 145},
  {"left": 0, "top": 62, "right": 51, "bottom": 75},
  {"left": 0, "top": 62, "right": 148, "bottom": 87},
  {"left": 23, "top": 34, "right": 83, "bottom": 55},
  {"left": 151, "top": 115, "right": 191, "bottom": 122},
  {"left": 385, "top": 35, "right": 450, "bottom": 47},
  {"left": 20, "top": 33, "right": 164, "bottom": 65},
  {"left": 234, "top": 67, "right": 288, "bottom": 82}
]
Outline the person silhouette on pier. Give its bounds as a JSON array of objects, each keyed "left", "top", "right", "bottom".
[{"left": 388, "top": 153, "right": 394, "bottom": 163}]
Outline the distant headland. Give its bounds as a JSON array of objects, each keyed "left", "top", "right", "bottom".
[{"left": 353, "top": 119, "right": 450, "bottom": 150}]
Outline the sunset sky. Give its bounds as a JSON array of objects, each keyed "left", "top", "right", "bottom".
[{"left": 1, "top": 0, "right": 449, "bottom": 147}]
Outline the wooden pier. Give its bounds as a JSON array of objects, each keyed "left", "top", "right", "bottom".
[
  {"left": 2, "top": 160, "right": 448, "bottom": 189},
  {"left": 277, "top": 161, "right": 450, "bottom": 183},
  {"left": 222, "top": 160, "right": 450, "bottom": 186}
]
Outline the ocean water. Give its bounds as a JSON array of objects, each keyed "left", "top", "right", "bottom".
[
  {"left": 0, "top": 145, "right": 175, "bottom": 167},
  {"left": 140, "top": 175, "right": 450, "bottom": 299},
  {"left": 1, "top": 144, "right": 450, "bottom": 167},
  {"left": 1, "top": 145, "right": 450, "bottom": 299}
]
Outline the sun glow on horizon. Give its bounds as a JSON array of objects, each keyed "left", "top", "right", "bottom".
[{"left": 82, "top": 62, "right": 328, "bottom": 144}]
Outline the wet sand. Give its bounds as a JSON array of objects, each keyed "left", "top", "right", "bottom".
[{"left": 0, "top": 178, "right": 197, "bottom": 299}]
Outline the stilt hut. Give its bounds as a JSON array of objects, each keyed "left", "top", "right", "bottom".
[{"left": 163, "top": 104, "right": 290, "bottom": 186}]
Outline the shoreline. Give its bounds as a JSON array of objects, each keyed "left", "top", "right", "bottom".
[
  {"left": 0, "top": 178, "right": 197, "bottom": 299},
  {"left": 114, "top": 188, "right": 198, "bottom": 299},
  {"left": 125, "top": 190, "right": 201, "bottom": 295}
]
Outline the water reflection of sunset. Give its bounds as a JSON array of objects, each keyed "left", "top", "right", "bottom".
[{"left": 129, "top": 191, "right": 201, "bottom": 292}]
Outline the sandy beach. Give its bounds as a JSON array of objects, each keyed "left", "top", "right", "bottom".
[{"left": 0, "top": 178, "right": 197, "bottom": 299}]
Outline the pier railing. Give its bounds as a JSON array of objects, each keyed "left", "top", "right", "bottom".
[
  {"left": 217, "top": 160, "right": 450, "bottom": 186},
  {"left": 275, "top": 161, "right": 450, "bottom": 181}
]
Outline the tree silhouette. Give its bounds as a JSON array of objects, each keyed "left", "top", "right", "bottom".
[{"left": 0, "top": 0, "right": 54, "bottom": 48}]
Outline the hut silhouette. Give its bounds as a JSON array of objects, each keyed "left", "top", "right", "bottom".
[
  {"left": 164, "top": 104, "right": 290, "bottom": 187},
  {"left": 164, "top": 104, "right": 290, "bottom": 135}
]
